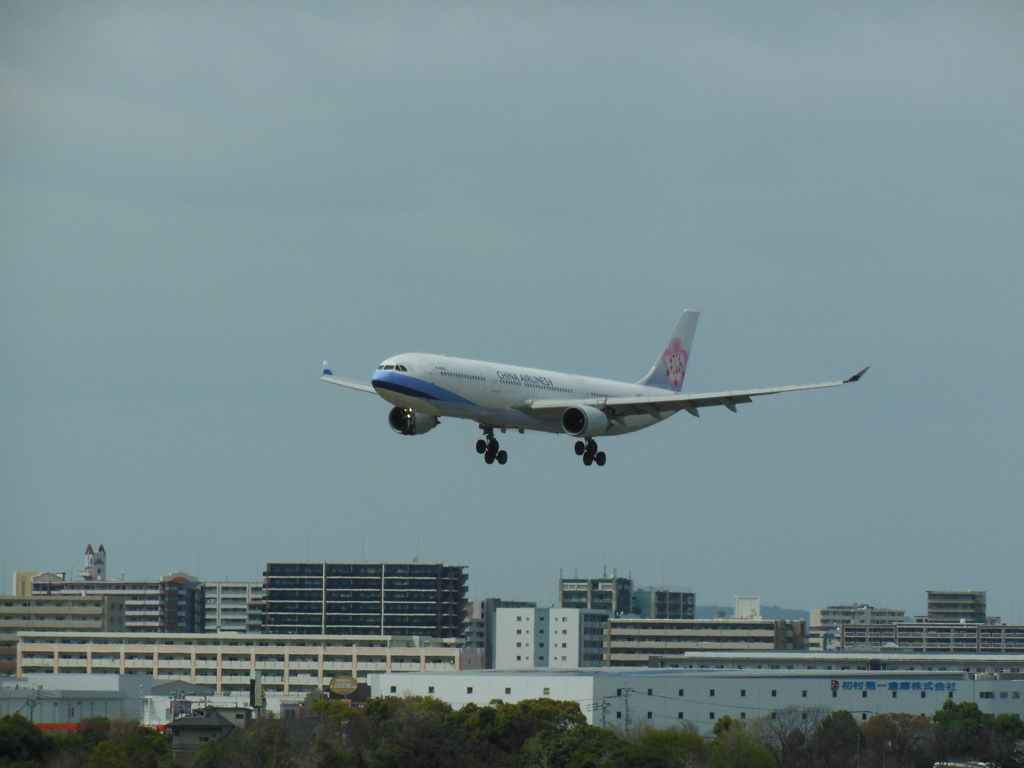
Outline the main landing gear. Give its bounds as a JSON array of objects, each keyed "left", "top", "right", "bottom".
[
  {"left": 476, "top": 426, "right": 508, "bottom": 465},
  {"left": 574, "top": 438, "right": 607, "bottom": 467}
]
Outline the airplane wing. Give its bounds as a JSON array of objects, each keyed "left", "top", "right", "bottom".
[
  {"left": 518, "top": 367, "right": 869, "bottom": 421},
  {"left": 320, "top": 362, "right": 375, "bottom": 393}
]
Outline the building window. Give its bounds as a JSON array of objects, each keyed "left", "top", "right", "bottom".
[
  {"left": 505, "top": 687, "right": 511, "bottom": 695},
  {"left": 648, "top": 689, "right": 653, "bottom": 696},
  {"left": 616, "top": 712, "right": 622, "bottom": 719},
  {"left": 543, "top": 687, "right": 550, "bottom": 695},
  {"left": 647, "top": 712, "right": 652, "bottom": 720},
  {"left": 390, "top": 686, "right": 396, "bottom": 693},
  {"left": 740, "top": 690, "right": 746, "bottom": 697},
  {"left": 921, "top": 692, "right": 926, "bottom": 699},
  {"left": 709, "top": 689, "right": 715, "bottom": 697},
  {"left": 863, "top": 691, "right": 868, "bottom": 698},
  {"left": 709, "top": 712, "right": 714, "bottom": 720},
  {"left": 892, "top": 691, "right": 897, "bottom": 699},
  {"left": 801, "top": 691, "right": 807, "bottom": 698},
  {"left": 467, "top": 687, "right": 473, "bottom": 694},
  {"left": 678, "top": 689, "right": 684, "bottom": 697},
  {"left": 832, "top": 691, "right": 837, "bottom": 698},
  {"left": 771, "top": 690, "right": 777, "bottom": 697},
  {"left": 678, "top": 712, "right": 684, "bottom": 719},
  {"left": 428, "top": 687, "right": 434, "bottom": 694}
]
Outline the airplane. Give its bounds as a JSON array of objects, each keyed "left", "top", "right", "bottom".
[{"left": 321, "top": 310, "right": 868, "bottom": 467}]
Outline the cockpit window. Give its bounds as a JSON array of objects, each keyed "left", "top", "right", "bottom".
[
  {"left": 384, "top": 365, "right": 395, "bottom": 370},
  {"left": 397, "top": 365, "right": 408, "bottom": 372}
]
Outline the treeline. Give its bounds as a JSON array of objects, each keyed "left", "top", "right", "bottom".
[{"left": 2, "top": 697, "right": 1024, "bottom": 768}]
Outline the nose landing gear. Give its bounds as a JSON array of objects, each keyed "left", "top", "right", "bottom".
[
  {"left": 574, "top": 438, "right": 607, "bottom": 467},
  {"left": 476, "top": 426, "right": 508, "bottom": 465}
]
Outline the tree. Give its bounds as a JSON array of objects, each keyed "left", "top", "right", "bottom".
[
  {"left": 753, "top": 707, "right": 822, "bottom": 768},
  {"left": 859, "top": 713, "right": 932, "bottom": 768},
  {"left": 803, "top": 710, "right": 859, "bottom": 768},
  {"left": 931, "top": 699, "right": 992, "bottom": 761},
  {"left": 629, "top": 728, "right": 708, "bottom": 768},
  {"left": 0, "top": 713, "right": 50, "bottom": 765},
  {"left": 709, "top": 719, "right": 773, "bottom": 768}
]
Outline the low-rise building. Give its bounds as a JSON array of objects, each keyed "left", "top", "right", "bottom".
[
  {"left": 607, "top": 618, "right": 806, "bottom": 666},
  {"left": 808, "top": 604, "right": 906, "bottom": 651},
  {"left": 16, "top": 630, "right": 482, "bottom": 697},
  {"left": 840, "top": 622, "right": 1024, "bottom": 653}
]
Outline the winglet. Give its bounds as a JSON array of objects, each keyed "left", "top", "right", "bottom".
[
  {"left": 844, "top": 366, "right": 870, "bottom": 383},
  {"left": 323, "top": 361, "right": 333, "bottom": 376}
]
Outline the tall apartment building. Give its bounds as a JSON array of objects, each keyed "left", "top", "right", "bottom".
[
  {"left": 607, "top": 618, "right": 807, "bottom": 666},
  {"left": 494, "top": 606, "right": 608, "bottom": 669},
  {"left": 559, "top": 575, "right": 632, "bottom": 615},
  {"left": 633, "top": 589, "right": 696, "bottom": 620},
  {"left": 203, "top": 582, "right": 265, "bottom": 633},
  {"left": 465, "top": 599, "right": 536, "bottom": 669},
  {"left": 921, "top": 591, "right": 987, "bottom": 624},
  {"left": 0, "top": 595, "right": 126, "bottom": 675},
  {"left": 29, "top": 573, "right": 204, "bottom": 633},
  {"left": 559, "top": 574, "right": 695, "bottom": 620},
  {"left": 263, "top": 562, "right": 467, "bottom": 638}
]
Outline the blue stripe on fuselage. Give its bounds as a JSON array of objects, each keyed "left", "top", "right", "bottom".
[{"left": 371, "top": 371, "right": 477, "bottom": 406}]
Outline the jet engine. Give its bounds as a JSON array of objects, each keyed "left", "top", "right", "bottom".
[
  {"left": 560, "top": 405, "right": 610, "bottom": 437},
  {"left": 388, "top": 407, "right": 439, "bottom": 436}
]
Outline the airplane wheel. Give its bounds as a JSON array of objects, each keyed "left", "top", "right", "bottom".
[
  {"left": 574, "top": 440, "right": 586, "bottom": 456},
  {"left": 476, "top": 439, "right": 487, "bottom": 454},
  {"left": 485, "top": 452, "right": 495, "bottom": 464},
  {"left": 497, "top": 450, "right": 508, "bottom": 465},
  {"left": 583, "top": 453, "right": 594, "bottom": 466},
  {"left": 595, "top": 451, "right": 606, "bottom": 466}
]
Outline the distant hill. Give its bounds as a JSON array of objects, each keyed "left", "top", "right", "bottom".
[{"left": 696, "top": 605, "right": 810, "bottom": 622}]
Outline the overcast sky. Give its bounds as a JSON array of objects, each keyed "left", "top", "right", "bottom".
[{"left": 3, "top": 2, "right": 1022, "bottom": 622}]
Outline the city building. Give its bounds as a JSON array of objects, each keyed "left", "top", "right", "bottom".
[
  {"left": 840, "top": 622, "right": 1024, "bottom": 653},
  {"left": 203, "top": 582, "right": 265, "bottom": 633},
  {"left": 0, "top": 595, "right": 127, "bottom": 676},
  {"left": 262, "top": 562, "right": 467, "bottom": 638},
  {"left": 79, "top": 544, "right": 107, "bottom": 581},
  {"left": 920, "top": 590, "right": 988, "bottom": 624},
  {"left": 0, "top": 672, "right": 156, "bottom": 723},
  {"left": 494, "top": 607, "right": 608, "bottom": 669},
  {"left": 16, "top": 630, "right": 482, "bottom": 697},
  {"left": 607, "top": 618, "right": 807, "bottom": 666},
  {"left": 645, "top": 649, "right": 1024, "bottom": 675},
  {"left": 464, "top": 599, "right": 536, "bottom": 669},
  {"left": 632, "top": 589, "right": 696, "bottom": 620},
  {"left": 559, "top": 574, "right": 633, "bottom": 616},
  {"left": 29, "top": 572, "right": 204, "bottom": 633},
  {"left": 733, "top": 596, "right": 762, "bottom": 620},
  {"left": 369, "top": 667, "right": 1024, "bottom": 733},
  {"left": 808, "top": 604, "right": 906, "bottom": 651}
]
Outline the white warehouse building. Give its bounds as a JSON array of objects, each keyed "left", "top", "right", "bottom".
[{"left": 369, "top": 668, "right": 1024, "bottom": 734}]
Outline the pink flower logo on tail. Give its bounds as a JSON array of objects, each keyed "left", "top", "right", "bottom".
[{"left": 662, "top": 339, "right": 688, "bottom": 388}]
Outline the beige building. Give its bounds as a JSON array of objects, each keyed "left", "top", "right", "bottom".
[
  {"left": 0, "top": 595, "right": 126, "bottom": 676},
  {"left": 17, "top": 631, "right": 482, "bottom": 697},
  {"left": 607, "top": 618, "right": 806, "bottom": 666}
]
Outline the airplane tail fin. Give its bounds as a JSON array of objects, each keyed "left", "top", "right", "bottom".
[{"left": 637, "top": 310, "right": 699, "bottom": 391}]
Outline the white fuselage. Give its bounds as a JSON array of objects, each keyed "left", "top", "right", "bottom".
[{"left": 370, "top": 353, "right": 672, "bottom": 436}]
